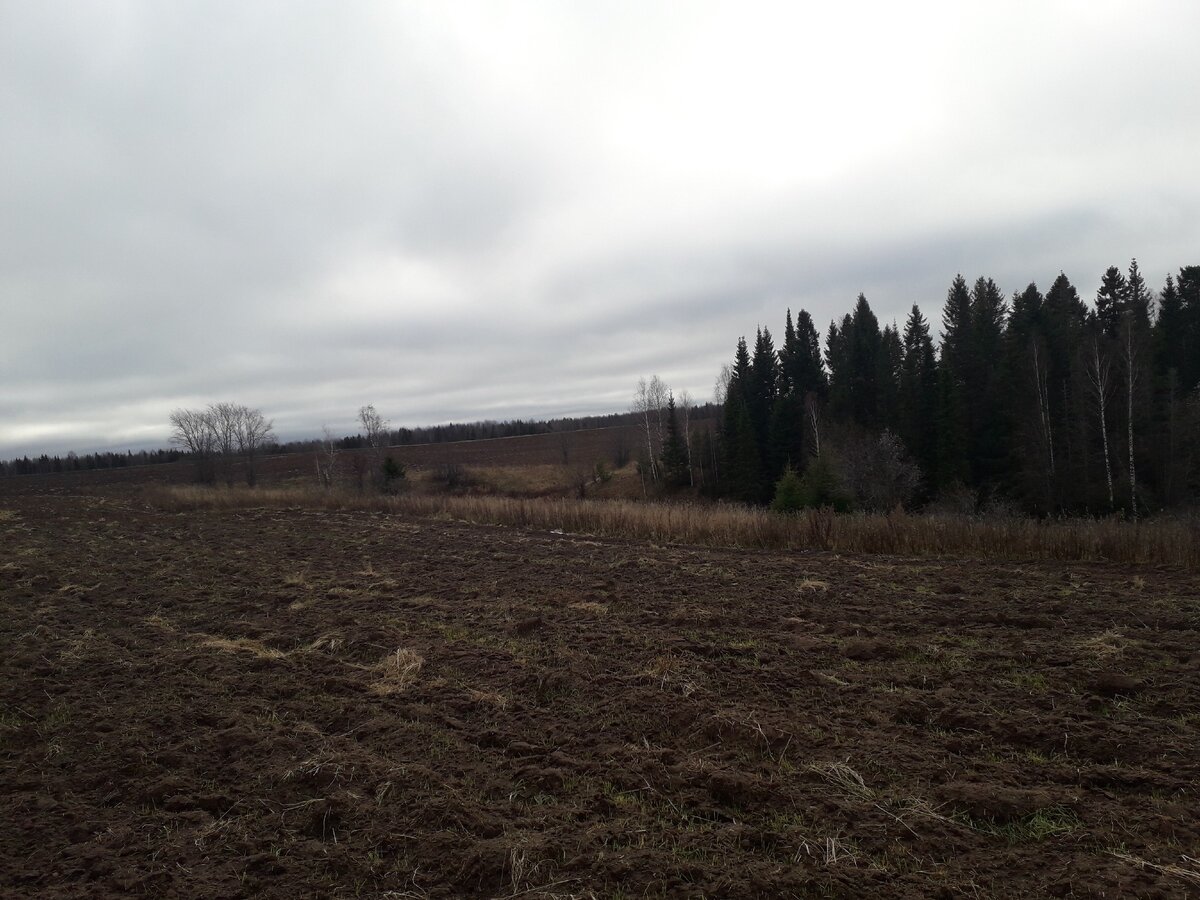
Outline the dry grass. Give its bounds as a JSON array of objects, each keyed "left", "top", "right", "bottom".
[
  {"left": 370, "top": 647, "right": 424, "bottom": 696},
  {"left": 197, "top": 635, "right": 285, "bottom": 660},
  {"left": 146, "top": 485, "right": 1200, "bottom": 568}
]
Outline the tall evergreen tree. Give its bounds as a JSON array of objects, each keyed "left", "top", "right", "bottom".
[
  {"left": 722, "top": 337, "right": 764, "bottom": 503},
  {"left": 970, "top": 276, "right": 1010, "bottom": 489},
  {"left": 899, "top": 305, "right": 939, "bottom": 488},
  {"left": 936, "top": 275, "right": 973, "bottom": 489},
  {"left": 877, "top": 324, "right": 903, "bottom": 434},
  {"left": 1176, "top": 265, "right": 1200, "bottom": 392},
  {"left": 1005, "top": 283, "right": 1055, "bottom": 510},
  {"left": 792, "top": 310, "right": 827, "bottom": 399},
  {"left": 1095, "top": 265, "right": 1130, "bottom": 338},
  {"left": 847, "top": 294, "right": 882, "bottom": 430},
  {"left": 660, "top": 393, "right": 689, "bottom": 487},
  {"left": 1126, "top": 258, "right": 1151, "bottom": 327}
]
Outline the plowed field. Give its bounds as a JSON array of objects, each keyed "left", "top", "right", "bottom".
[{"left": 2, "top": 480, "right": 1198, "bottom": 897}]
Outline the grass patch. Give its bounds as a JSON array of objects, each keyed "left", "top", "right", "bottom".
[{"left": 961, "top": 806, "right": 1081, "bottom": 843}]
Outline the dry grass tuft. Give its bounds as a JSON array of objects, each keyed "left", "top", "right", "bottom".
[
  {"left": 0, "top": 509, "right": 18, "bottom": 522},
  {"left": 1110, "top": 850, "right": 1200, "bottom": 885},
  {"left": 198, "top": 635, "right": 285, "bottom": 660},
  {"left": 370, "top": 648, "right": 424, "bottom": 695},
  {"left": 810, "top": 760, "right": 875, "bottom": 799},
  {"left": 142, "top": 614, "right": 177, "bottom": 632},
  {"left": 466, "top": 688, "right": 509, "bottom": 709},
  {"left": 1076, "top": 629, "right": 1133, "bottom": 658},
  {"left": 568, "top": 601, "right": 609, "bottom": 615}
]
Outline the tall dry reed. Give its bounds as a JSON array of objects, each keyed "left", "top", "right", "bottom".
[{"left": 146, "top": 485, "right": 1199, "bottom": 568}]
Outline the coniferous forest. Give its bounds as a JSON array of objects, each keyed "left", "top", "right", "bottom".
[{"left": 716, "top": 261, "right": 1200, "bottom": 515}]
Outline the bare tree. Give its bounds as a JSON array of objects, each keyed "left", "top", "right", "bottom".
[
  {"left": 234, "top": 406, "right": 274, "bottom": 487},
  {"left": 170, "top": 403, "right": 273, "bottom": 487},
  {"left": 314, "top": 426, "right": 340, "bottom": 489},
  {"left": 1084, "top": 336, "right": 1115, "bottom": 510},
  {"left": 208, "top": 401, "right": 241, "bottom": 487},
  {"left": 358, "top": 404, "right": 390, "bottom": 491},
  {"left": 714, "top": 364, "right": 732, "bottom": 405},
  {"left": 169, "top": 407, "right": 217, "bottom": 483}
]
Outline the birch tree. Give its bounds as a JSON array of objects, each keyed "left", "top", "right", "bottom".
[
  {"left": 678, "top": 389, "right": 694, "bottom": 486},
  {"left": 358, "top": 404, "right": 390, "bottom": 491},
  {"left": 628, "top": 376, "right": 667, "bottom": 482},
  {"left": 314, "top": 426, "right": 340, "bottom": 489},
  {"left": 1120, "top": 312, "right": 1144, "bottom": 517},
  {"left": 1084, "top": 335, "right": 1115, "bottom": 509}
]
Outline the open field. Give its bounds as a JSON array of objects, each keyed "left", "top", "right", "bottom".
[{"left": 2, "top": 476, "right": 1200, "bottom": 898}]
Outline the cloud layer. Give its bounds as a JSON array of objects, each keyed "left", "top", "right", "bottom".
[{"left": 3, "top": 1, "right": 1199, "bottom": 456}]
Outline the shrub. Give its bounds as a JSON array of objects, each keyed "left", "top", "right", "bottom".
[
  {"left": 382, "top": 456, "right": 406, "bottom": 493},
  {"left": 770, "top": 467, "right": 805, "bottom": 514},
  {"left": 798, "top": 455, "right": 851, "bottom": 512}
]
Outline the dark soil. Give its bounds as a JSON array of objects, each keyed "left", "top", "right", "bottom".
[{"left": 2, "top": 479, "right": 1198, "bottom": 897}]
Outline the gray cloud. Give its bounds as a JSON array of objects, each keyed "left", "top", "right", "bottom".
[{"left": 3, "top": 1, "right": 1200, "bottom": 457}]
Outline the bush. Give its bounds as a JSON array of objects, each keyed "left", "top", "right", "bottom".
[
  {"left": 798, "top": 455, "right": 851, "bottom": 512},
  {"left": 382, "top": 456, "right": 406, "bottom": 493},
  {"left": 770, "top": 467, "right": 805, "bottom": 514}
]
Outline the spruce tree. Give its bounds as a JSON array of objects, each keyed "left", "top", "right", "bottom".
[
  {"left": 877, "top": 324, "right": 903, "bottom": 434},
  {"left": 792, "top": 310, "right": 827, "bottom": 399},
  {"left": 899, "top": 305, "right": 939, "bottom": 488},
  {"left": 936, "top": 275, "right": 972, "bottom": 490},
  {"left": 661, "top": 393, "right": 689, "bottom": 487},
  {"left": 970, "top": 276, "right": 1010, "bottom": 489},
  {"left": 1095, "top": 265, "right": 1130, "bottom": 338}
]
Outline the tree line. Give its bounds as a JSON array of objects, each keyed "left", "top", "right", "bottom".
[{"left": 711, "top": 261, "right": 1199, "bottom": 515}]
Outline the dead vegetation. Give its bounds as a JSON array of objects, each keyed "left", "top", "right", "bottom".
[{"left": 149, "top": 484, "right": 1200, "bottom": 567}]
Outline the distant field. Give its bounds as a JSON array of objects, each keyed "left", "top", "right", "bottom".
[{"left": 2, "top": 470, "right": 1198, "bottom": 897}]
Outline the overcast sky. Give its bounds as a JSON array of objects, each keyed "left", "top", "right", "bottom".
[{"left": 3, "top": 1, "right": 1199, "bottom": 457}]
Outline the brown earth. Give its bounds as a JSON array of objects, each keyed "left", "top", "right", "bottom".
[{"left": 1, "top": 476, "right": 1199, "bottom": 898}]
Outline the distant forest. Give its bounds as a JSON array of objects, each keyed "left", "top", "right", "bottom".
[
  {"left": 0, "top": 407, "right": 718, "bottom": 478},
  {"left": 712, "top": 262, "right": 1199, "bottom": 515}
]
